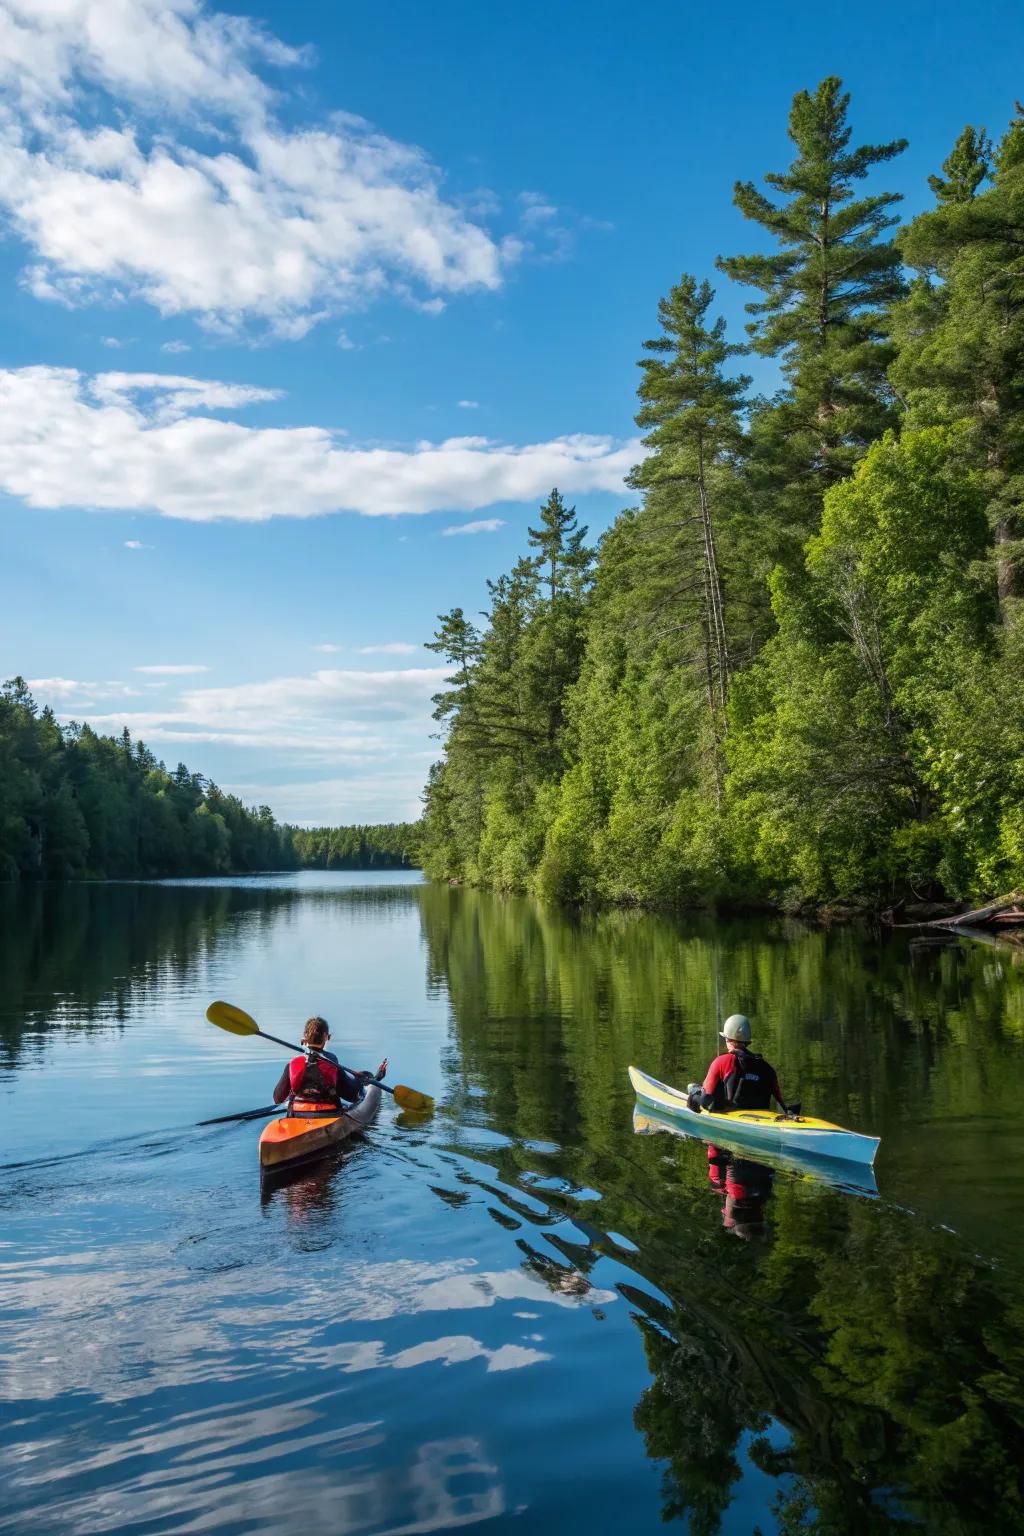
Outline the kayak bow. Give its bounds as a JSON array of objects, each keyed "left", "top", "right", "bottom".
[
  {"left": 628, "top": 1065, "right": 879, "bottom": 1167},
  {"left": 258, "top": 1081, "right": 382, "bottom": 1173}
]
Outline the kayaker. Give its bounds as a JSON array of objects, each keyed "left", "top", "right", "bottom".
[
  {"left": 272, "top": 1016, "right": 386, "bottom": 1108},
  {"left": 687, "top": 1014, "right": 788, "bottom": 1114}
]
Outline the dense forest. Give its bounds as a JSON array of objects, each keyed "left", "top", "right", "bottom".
[
  {"left": 421, "top": 78, "right": 1024, "bottom": 912},
  {"left": 0, "top": 678, "right": 419, "bottom": 879},
  {"left": 293, "top": 822, "right": 420, "bottom": 869}
]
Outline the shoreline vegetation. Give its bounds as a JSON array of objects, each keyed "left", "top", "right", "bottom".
[
  {"left": 419, "top": 78, "right": 1024, "bottom": 919},
  {"left": 0, "top": 677, "right": 419, "bottom": 880}
]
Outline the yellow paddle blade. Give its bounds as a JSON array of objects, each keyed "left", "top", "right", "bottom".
[
  {"left": 393, "top": 1083, "right": 434, "bottom": 1112},
  {"left": 206, "top": 1000, "right": 260, "bottom": 1036}
]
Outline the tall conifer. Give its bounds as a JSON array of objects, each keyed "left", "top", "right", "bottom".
[
  {"left": 628, "top": 275, "right": 749, "bottom": 790},
  {"left": 718, "top": 77, "right": 906, "bottom": 547}
]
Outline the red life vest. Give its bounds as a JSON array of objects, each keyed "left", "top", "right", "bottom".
[{"left": 288, "top": 1052, "right": 340, "bottom": 1104}]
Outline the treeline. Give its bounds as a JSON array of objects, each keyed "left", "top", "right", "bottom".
[
  {"left": 0, "top": 677, "right": 298, "bottom": 879},
  {"left": 293, "top": 823, "right": 421, "bottom": 869},
  {"left": 421, "top": 78, "right": 1024, "bottom": 911},
  {"left": 1, "top": 676, "right": 422, "bottom": 881}
]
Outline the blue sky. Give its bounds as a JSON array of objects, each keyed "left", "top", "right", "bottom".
[{"left": 2, "top": 0, "right": 1021, "bottom": 823}]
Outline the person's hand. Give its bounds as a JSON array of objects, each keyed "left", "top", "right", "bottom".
[{"left": 376, "top": 1057, "right": 388, "bottom": 1080}]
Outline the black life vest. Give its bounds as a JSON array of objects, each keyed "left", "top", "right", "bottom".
[{"left": 723, "top": 1049, "right": 775, "bottom": 1111}]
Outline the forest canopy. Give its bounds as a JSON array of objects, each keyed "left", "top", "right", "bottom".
[{"left": 419, "top": 79, "right": 1024, "bottom": 912}]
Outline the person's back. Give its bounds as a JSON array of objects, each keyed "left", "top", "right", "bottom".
[
  {"left": 689, "top": 1014, "right": 787, "bottom": 1115},
  {"left": 273, "top": 1016, "right": 367, "bottom": 1108}
]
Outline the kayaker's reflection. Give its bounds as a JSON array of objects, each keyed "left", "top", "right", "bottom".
[
  {"left": 272, "top": 1015, "right": 387, "bottom": 1109},
  {"left": 706, "top": 1145, "right": 773, "bottom": 1240},
  {"left": 263, "top": 1157, "right": 339, "bottom": 1215}
]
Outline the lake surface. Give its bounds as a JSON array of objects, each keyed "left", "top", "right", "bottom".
[{"left": 2, "top": 873, "right": 1023, "bottom": 1535}]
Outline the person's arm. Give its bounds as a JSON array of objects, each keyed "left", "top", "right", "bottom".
[
  {"left": 771, "top": 1074, "right": 787, "bottom": 1112},
  {"left": 699, "top": 1057, "right": 726, "bottom": 1111},
  {"left": 272, "top": 1065, "right": 292, "bottom": 1105},
  {"left": 336, "top": 1066, "right": 364, "bottom": 1104}
]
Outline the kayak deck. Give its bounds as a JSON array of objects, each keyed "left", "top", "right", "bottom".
[
  {"left": 628, "top": 1066, "right": 879, "bottom": 1167},
  {"left": 259, "top": 1082, "right": 382, "bottom": 1172}
]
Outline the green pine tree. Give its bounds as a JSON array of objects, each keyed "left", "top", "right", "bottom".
[
  {"left": 628, "top": 274, "right": 750, "bottom": 788},
  {"left": 717, "top": 76, "right": 907, "bottom": 548},
  {"left": 525, "top": 490, "right": 595, "bottom": 754}
]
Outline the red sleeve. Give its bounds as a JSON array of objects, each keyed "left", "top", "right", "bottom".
[{"left": 702, "top": 1055, "right": 730, "bottom": 1095}]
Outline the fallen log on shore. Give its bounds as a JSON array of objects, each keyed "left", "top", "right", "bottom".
[{"left": 892, "top": 892, "right": 1024, "bottom": 932}]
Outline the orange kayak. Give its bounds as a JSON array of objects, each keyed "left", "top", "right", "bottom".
[{"left": 258, "top": 1082, "right": 382, "bottom": 1172}]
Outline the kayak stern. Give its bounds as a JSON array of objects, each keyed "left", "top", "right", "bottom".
[{"left": 259, "top": 1083, "right": 382, "bottom": 1172}]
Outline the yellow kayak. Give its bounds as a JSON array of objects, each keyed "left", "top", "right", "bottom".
[{"left": 629, "top": 1066, "right": 879, "bottom": 1167}]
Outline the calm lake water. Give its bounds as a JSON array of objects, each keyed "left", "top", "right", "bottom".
[{"left": 2, "top": 873, "right": 1023, "bottom": 1535}]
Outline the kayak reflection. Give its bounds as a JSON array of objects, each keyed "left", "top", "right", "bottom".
[
  {"left": 258, "top": 1132, "right": 375, "bottom": 1224},
  {"left": 633, "top": 1104, "right": 879, "bottom": 1199}
]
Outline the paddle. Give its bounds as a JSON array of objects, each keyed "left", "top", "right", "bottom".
[
  {"left": 205, "top": 1000, "right": 435, "bottom": 1111},
  {"left": 198, "top": 1104, "right": 281, "bottom": 1126}
]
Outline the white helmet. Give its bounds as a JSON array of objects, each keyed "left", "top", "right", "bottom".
[{"left": 721, "top": 1013, "right": 752, "bottom": 1043}]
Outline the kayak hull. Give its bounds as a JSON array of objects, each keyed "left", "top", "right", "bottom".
[
  {"left": 632, "top": 1104, "right": 879, "bottom": 1198},
  {"left": 628, "top": 1066, "right": 879, "bottom": 1168},
  {"left": 259, "top": 1083, "right": 382, "bottom": 1172}
]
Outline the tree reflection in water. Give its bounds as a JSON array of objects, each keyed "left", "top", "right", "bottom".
[{"left": 418, "top": 882, "right": 1024, "bottom": 1534}]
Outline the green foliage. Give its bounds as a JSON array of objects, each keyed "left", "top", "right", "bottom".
[
  {"left": 292, "top": 822, "right": 420, "bottom": 870},
  {"left": 728, "top": 429, "right": 995, "bottom": 902},
  {"left": 421, "top": 81, "right": 1024, "bottom": 913},
  {"left": 893, "top": 108, "right": 1024, "bottom": 610}
]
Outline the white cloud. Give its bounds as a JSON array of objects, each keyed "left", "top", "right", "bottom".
[
  {"left": 27, "top": 677, "right": 141, "bottom": 701},
  {"left": 26, "top": 677, "right": 91, "bottom": 699},
  {"left": 0, "top": 366, "right": 640, "bottom": 521},
  {"left": 311, "top": 643, "right": 342, "bottom": 653},
  {"left": 230, "top": 770, "right": 430, "bottom": 824},
  {"left": 53, "top": 663, "right": 448, "bottom": 820},
  {"left": 458, "top": 399, "right": 479, "bottom": 409},
  {"left": 133, "top": 663, "right": 209, "bottom": 674},
  {"left": 123, "top": 538, "right": 150, "bottom": 549},
  {"left": 0, "top": 0, "right": 505, "bottom": 333},
  {"left": 441, "top": 518, "right": 505, "bottom": 536},
  {"left": 518, "top": 192, "right": 559, "bottom": 227},
  {"left": 355, "top": 642, "right": 419, "bottom": 655},
  {"left": 76, "top": 667, "right": 444, "bottom": 743},
  {"left": 160, "top": 340, "right": 191, "bottom": 354},
  {"left": 91, "top": 370, "right": 280, "bottom": 421},
  {"left": 175, "top": 668, "right": 443, "bottom": 724}
]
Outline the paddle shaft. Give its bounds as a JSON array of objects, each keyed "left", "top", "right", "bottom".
[{"left": 198, "top": 1104, "right": 281, "bottom": 1126}]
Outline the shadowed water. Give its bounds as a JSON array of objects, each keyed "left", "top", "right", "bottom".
[{"left": 1, "top": 873, "right": 1023, "bottom": 1535}]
